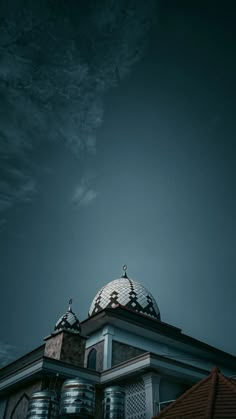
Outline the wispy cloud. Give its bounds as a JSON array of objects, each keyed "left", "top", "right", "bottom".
[
  {"left": 0, "top": 341, "right": 16, "bottom": 367},
  {"left": 0, "top": 1, "right": 156, "bottom": 219},
  {"left": 0, "top": 170, "right": 36, "bottom": 212},
  {"left": 72, "top": 176, "right": 98, "bottom": 208}
]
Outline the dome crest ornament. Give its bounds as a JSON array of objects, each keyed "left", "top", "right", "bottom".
[
  {"left": 122, "top": 264, "right": 128, "bottom": 278},
  {"left": 68, "top": 298, "right": 73, "bottom": 312}
]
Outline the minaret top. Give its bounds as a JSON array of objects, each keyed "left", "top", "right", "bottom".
[{"left": 53, "top": 299, "right": 81, "bottom": 334}]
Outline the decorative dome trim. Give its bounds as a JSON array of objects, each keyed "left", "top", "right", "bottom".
[
  {"left": 54, "top": 299, "right": 81, "bottom": 334},
  {"left": 88, "top": 277, "right": 160, "bottom": 320}
]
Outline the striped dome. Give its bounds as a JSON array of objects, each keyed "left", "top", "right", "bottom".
[{"left": 89, "top": 274, "right": 160, "bottom": 320}]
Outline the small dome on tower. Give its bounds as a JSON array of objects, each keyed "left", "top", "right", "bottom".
[
  {"left": 89, "top": 267, "right": 160, "bottom": 320},
  {"left": 54, "top": 299, "right": 81, "bottom": 334}
]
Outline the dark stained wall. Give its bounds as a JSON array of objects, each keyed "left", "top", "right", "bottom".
[
  {"left": 44, "top": 332, "right": 63, "bottom": 360},
  {"left": 112, "top": 340, "right": 145, "bottom": 367},
  {"left": 95, "top": 387, "right": 103, "bottom": 419},
  {"left": 44, "top": 331, "right": 86, "bottom": 367}
]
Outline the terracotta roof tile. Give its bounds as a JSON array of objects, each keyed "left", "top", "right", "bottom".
[{"left": 154, "top": 367, "right": 236, "bottom": 419}]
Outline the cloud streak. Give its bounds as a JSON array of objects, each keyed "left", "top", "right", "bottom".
[
  {"left": 0, "top": 0, "right": 156, "bottom": 217},
  {"left": 0, "top": 341, "right": 16, "bottom": 367},
  {"left": 72, "top": 175, "right": 98, "bottom": 208},
  {"left": 0, "top": 168, "right": 36, "bottom": 212}
]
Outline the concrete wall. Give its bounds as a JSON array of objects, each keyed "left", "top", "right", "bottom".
[
  {"left": 44, "top": 332, "right": 86, "bottom": 367},
  {"left": 107, "top": 326, "right": 236, "bottom": 379},
  {"left": 112, "top": 340, "right": 145, "bottom": 367},
  {"left": 95, "top": 388, "right": 103, "bottom": 419},
  {"left": 44, "top": 332, "right": 63, "bottom": 360},
  {"left": 159, "top": 378, "right": 190, "bottom": 405},
  {"left": 0, "top": 399, "right": 7, "bottom": 418},
  {"left": 60, "top": 333, "right": 86, "bottom": 366},
  {"left": 4, "top": 380, "right": 42, "bottom": 419}
]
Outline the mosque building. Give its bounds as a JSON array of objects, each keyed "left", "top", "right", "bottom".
[{"left": 0, "top": 266, "right": 236, "bottom": 418}]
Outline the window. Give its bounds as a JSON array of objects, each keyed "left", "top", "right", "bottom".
[{"left": 87, "top": 348, "right": 97, "bottom": 370}]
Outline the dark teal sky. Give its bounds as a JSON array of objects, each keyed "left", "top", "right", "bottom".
[{"left": 0, "top": 1, "right": 235, "bottom": 365}]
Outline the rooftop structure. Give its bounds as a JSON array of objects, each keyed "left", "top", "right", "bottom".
[
  {"left": 0, "top": 267, "right": 236, "bottom": 418},
  {"left": 154, "top": 367, "right": 236, "bottom": 418}
]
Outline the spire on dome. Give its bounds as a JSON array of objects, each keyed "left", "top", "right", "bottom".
[
  {"left": 122, "top": 264, "right": 128, "bottom": 278},
  {"left": 68, "top": 298, "right": 73, "bottom": 312}
]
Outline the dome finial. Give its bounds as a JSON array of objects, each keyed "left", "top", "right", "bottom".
[
  {"left": 122, "top": 265, "right": 128, "bottom": 278},
  {"left": 68, "top": 298, "right": 73, "bottom": 312}
]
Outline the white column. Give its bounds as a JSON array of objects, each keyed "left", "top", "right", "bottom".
[
  {"left": 103, "top": 326, "right": 114, "bottom": 370},
  {"left": 142, "top": 373, "right": 161, "bottom": 418}
]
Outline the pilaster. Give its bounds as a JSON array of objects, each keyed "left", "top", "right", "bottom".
[
  {"left": 142, "top": 372, "right": 161, "bottom": 417},
  {"left": 103, "top": 326, "right": 114, "bottom": 370}
]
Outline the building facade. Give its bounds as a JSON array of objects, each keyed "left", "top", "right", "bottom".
[{"left": 1, "top": 268, "right": 236, "bottom": 418}]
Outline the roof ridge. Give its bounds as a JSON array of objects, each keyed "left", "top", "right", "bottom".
[
  {"left": 156, "top": 371, "right": 212, "bottom": 418},
  {"left": 205, "top": 367, "right": 218, "bottom": 419}
]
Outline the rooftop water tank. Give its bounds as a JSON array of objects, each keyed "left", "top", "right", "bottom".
[
  {"left": 60, "top": 378, "right": 95, "bottom": 418},
  {"left": 103, "top": 386, "right": 125, "bottom": 419},
  {"left": 26, "top": 390, "right": 59, "bottom": 419}
]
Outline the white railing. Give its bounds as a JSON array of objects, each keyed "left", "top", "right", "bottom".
[{"left": 158, "top": 399, "right": 176, "bottom": 412}]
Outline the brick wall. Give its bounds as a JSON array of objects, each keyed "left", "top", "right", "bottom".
[{"left": 112, "top": 340, "right": 145, "bottom": 366}]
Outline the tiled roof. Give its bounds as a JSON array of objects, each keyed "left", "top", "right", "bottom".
[{"left": 154, "top": 367, "right": 236, "bottom": 419}]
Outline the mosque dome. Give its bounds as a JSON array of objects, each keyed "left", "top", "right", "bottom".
[
  {"left": 88, "top": 267, "right": 160, "bottom": 320},
  {"left": 54, "top": 299, "right": 81, "bottom": 334}
]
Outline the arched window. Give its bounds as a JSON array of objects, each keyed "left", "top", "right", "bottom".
[
  {"left": 87, "top": 348, "right": 97, "bottom": 370},
  {"left": 11, "top": 393, "right": 29, "bottom": 418}
]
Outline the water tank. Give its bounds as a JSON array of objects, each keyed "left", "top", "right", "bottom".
[
  {"left": 60, "top": 378, "right": 95, "bottom": 418},
  {"left": 26, "top": 390, "right": 59, "bottom": 418},
  {"left": 103, "top": 386, "right": 125, "bottom": 419}
]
